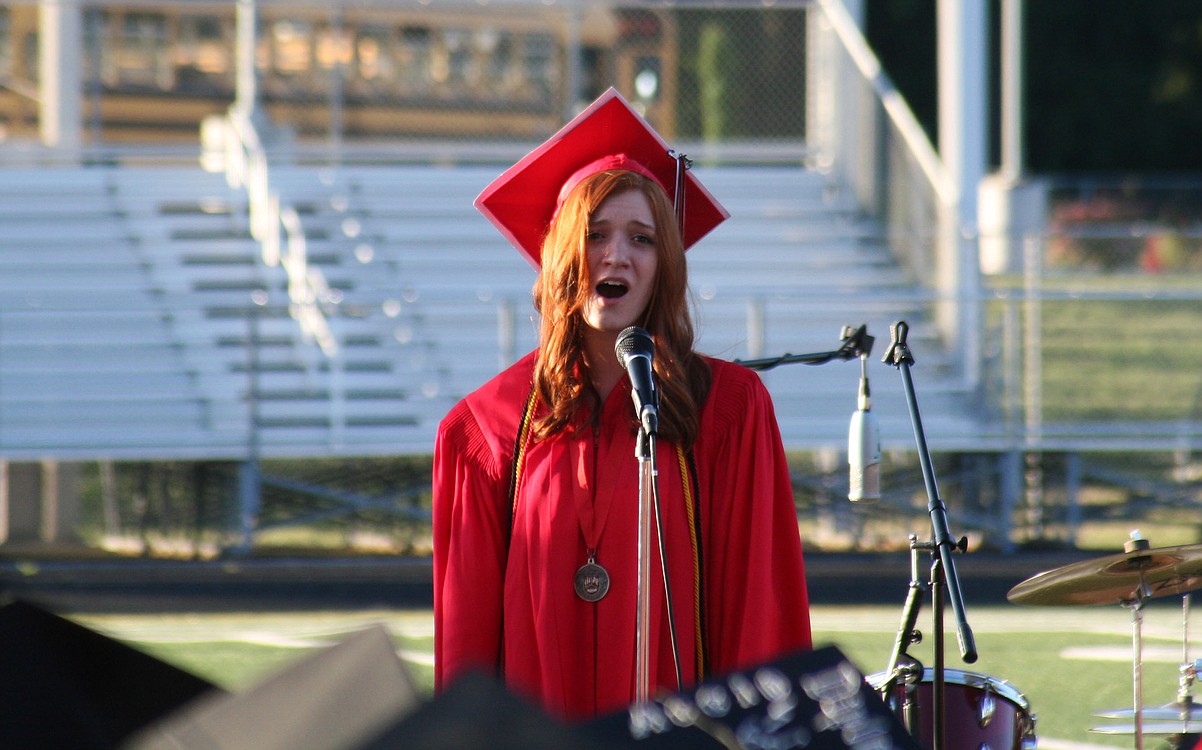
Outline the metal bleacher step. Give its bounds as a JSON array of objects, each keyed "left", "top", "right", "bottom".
[{"left": 0, "top": 161, "right": 977, "bottom": 458}]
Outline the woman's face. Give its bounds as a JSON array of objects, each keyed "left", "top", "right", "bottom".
[{"left": 581, "top": 188, "right": 659, "bottom": 335}]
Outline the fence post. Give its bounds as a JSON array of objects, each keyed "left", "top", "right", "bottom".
[
  {"left": 1064, "top": 452, "right": 1081, "bottom": 546},
  {"left": 746, "top": 296, "right": 765, "bottom": 360},
  {"left": 1023, "top": 233, "right": 1043, "bottom": 448},
  {"left": 235, "top": 303, "right": 263, "bottom": 554},
  {"left": 997, "top": 450, "right": 1020, "bottom": 552},
  {"left": 237, "top": 460, "right": 261, "bottom": 555},
  {"left": 38, "top": 0, "right": 83, "bottom": 155},
  {"left": 498, "top": 297, "right": 516, "bottom": 371}
]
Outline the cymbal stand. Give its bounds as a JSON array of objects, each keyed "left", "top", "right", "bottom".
[
  {"left": 882, "top": 321, "right": 979, "bottom": 750},
  {"left": 1177, "top": 595, "right": 1196, "bottom": 711},
  {"left": 1126, "top": 594, "right": 1149, "bottom": 750},
  {"left": 1168, "top": 594, "right": 1200, "bottom": 748},
  {"left": 1120, "top": 534, "right": 1155, "bottom": 750}
]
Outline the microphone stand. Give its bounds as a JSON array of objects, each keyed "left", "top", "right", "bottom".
[
  {"left": 737, "top": 324, "right": 875, "bottom": 371},
  {"left": 635, "top": 423, "right": 654, "bottom": 704},
  {"left": 633, "top": 149, "right": 692, "bottom": 705},
  {"left": 881, "top": 321, "right": 978, "bottom": 750},
  {"left": 634, "top": 396, "right": 684, "bottom": 704}
]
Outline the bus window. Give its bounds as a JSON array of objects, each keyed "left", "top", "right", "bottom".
[
  {"left": 263, "top": 18, "right": 315, "bottom": 98},
  {"left": 523, "top": 32, "right": 555, "bottom": 102},
  {"left": 175, "top": 13, "right": 232, "bottom": 94},
  {"left": 315, "top": 23, "right": 353, "bottom": 72},
  {"left": 442, "top": 27, "right": 471, "bottom": 97},
  {"left": 397, "top": 25, "right": 432, "bottom": 97},
  {"left": 270, "top": 19, "right": 313, "bottom": 76},
  {"left": 474, "top": 28, "right": 521, "bottom": 102},
  {"left": 0, "top": 9, "right": 11, "bottom": 79},
  {"left": 114, "top": 12, "right": 171, "bottom": 91},
  {"left": 353, "top": 24, "right": 394, "bottom": 99}
]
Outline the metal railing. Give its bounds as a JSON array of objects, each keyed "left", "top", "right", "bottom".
[
  {"left": 805, "top": 0, "right": 980, "bottom": 390},
  {"left": 206, "top": 109, "right": 340, "bottom": 357}
]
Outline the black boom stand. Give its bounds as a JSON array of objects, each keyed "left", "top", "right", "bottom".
[
  {"left": 739, "top": 322, "right": 978, "bottom": 750},
  {"left": 877, "top": 320, "right": 978, "bottom": 750},
  {"left": 736, "top": 323, "right": 875, "bottom": 372}
]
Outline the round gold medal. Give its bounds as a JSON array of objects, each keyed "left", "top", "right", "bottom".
[{"left": 574, "top": 561, "right": 610, "bottom": 602}]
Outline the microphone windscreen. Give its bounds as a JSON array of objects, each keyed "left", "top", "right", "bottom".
[{"left": 615, "top": 326, "right": 654, "bottom": 361}]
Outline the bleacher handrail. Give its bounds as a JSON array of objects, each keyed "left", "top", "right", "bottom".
[
  {"left": 215, "top": 109, "right": 339, "bottom": 357},
  {"left": 814, "top": 0, "right": 954, "bottom": 207}
]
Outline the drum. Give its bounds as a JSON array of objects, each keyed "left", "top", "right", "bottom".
[{"left": 867, "top": 668, "right": 1037, "bottom": 750}]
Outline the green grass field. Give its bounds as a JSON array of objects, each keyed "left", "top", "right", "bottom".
[{"left": 76, "top": 602, "right": 1202, "bottom": 748}]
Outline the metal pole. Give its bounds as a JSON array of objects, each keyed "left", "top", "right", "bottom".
[
  {"left": 497, "top": 298, "right": 516, "bottom": 371},
  {"left": 1000, "top": 0, "right": 1025, "bottom": 181},
  {"left": 234, "top": 0, "right": 258, "bottom": 118},
  {"left": 38, "top": 0, "right": 83, "bottom": 154},
  {"left": 328, "top": 5, "right": 345, "bottom": 165},
  {"left": 563, "top": 1, "right": 583, "bottom": 117},
  {"left": 635, "top": 436, "right": 654, "bottom": 703},
  {"left": 237, "top": 304, "right": 263, "bottom": 554},
  {"left": 937, "top": 0, "right": 987, "bottom": 389}
]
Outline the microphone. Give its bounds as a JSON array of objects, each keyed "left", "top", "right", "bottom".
[
  {"left": 849, "top": 358, "right": 881, "bottom": 502},
  {"left": 615, "top": 326, "right": 659, "bottom": 435}
]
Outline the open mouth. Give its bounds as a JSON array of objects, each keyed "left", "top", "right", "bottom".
[{"left": 596, "top": 280, "right": 628, "bottom": 299}]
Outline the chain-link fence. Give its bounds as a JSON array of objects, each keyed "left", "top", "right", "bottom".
[
  {"left": 1, "top": 1, "right": 809, "bottom": 158},
  {"left": 72, "top": 457, "right": 432, "bottom": 558},
  {"left": 6, "top": 0, "right": 1202, "bottom": 556}
]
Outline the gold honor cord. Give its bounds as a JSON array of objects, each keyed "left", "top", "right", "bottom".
[
  {"left": 508, "top": 386, "right": 706, "bottom": 681},
  {"left": 507, "top": 385, "right": 540, "bottom": 530},
  {"left": 676, "top": 443, "right": 706, "bottom": 680}
]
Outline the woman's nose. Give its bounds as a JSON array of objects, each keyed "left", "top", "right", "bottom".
[{"left": 602, "top": 240, "right": 631, "bottom": 266}]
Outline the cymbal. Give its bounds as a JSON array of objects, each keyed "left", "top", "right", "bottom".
[
  {"left": 1007, "top": 543, "right": 1202, "bottom": 606},
  {"left": 1096, "top": 703, "right": 1202, "bottom": 721},
  {"left": 1091, "top": 721, "right": 1202, "bottom": 735}
]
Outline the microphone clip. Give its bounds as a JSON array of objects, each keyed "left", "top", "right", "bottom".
[
  {"left": 639, "top": 395, "right": 659, "bottom": 437},
  {"left": 840, "top": 324, "right": 876, "bottom": 361}
]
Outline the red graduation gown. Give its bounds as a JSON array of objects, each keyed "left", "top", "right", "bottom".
[{"left": 433, "top": 351, "right": 811, "bottom": 721}]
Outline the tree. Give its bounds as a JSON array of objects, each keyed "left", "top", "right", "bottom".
[{"left": 866, "top": 0, "right": 1202, "bottom": 173}]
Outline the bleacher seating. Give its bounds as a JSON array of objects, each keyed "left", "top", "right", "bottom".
[{"left": 0, "top": 161, "right": 988, "bottom": 460}]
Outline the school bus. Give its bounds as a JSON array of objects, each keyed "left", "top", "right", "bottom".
[{"left": 0, "top": 2, "right": 679, "bottom": 144}]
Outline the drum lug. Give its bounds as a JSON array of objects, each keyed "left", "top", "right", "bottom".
[
  {"left": 978, "top": 691, "right": 995, "bottom": 728},
  {"left": 1021, "top": 712, "right": 1039, "bottom": 749}
]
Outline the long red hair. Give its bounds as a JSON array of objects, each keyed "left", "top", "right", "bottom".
[{"left": 531, "top": 169, "right": 711, "bottom": 446}]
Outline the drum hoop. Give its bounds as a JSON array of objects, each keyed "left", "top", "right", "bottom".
[{"left": 867, "top": 668, "right": 1030, "bottom": 712}]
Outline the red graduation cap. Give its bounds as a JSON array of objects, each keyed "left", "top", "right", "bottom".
[{"left": 475, "top": 87, "right": 730, "bottom": 269}]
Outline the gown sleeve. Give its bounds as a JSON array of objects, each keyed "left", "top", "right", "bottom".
[
  {"left": 432, "top": 400, "right": 511, "bottom": 691},
  {"left": 700, "top": 362, "right": 813, "bottom": 677}
]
